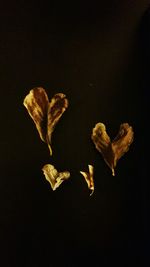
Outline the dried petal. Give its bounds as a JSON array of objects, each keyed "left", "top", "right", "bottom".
[
  {"left": 112, "top": 123, "right": 134, "bottom": 166},
  {"left": 42, "top": 164, "right": 70, "bottom": 191},
  {"left": 23, "top": 88, "right": 68, "bottom": 155},
  {"left": 92, "top": 123, "right": 134, "bottom": 176},
  {"left": 23, "top": 87, "right": 49, "bottom": 142},
  {"left": 91, "top": 123, "right": 111, "bottom": 152},
  {"left": 80, "top": 165, "right": 94, "bottom": 196},
  {"left": 46, "top": 93, "right": 68, "bottom": 154}
]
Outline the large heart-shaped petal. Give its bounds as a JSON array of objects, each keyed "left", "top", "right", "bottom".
[
  {"left": 92, "top": 123, "right": 134, "bottom": 175},
  {"left": 23, "top": 87, "right": 68, "bottom": 155}
]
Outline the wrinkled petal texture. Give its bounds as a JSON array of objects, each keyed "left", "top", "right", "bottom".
[
  {"left": 23, "top": 88, "right": 69, "bottom": 155},
  {"left": 92, "top": 122, "right": 134, "bottom": 175},
  {"left": 42, "top": 164, "right": 70, "bottom": 191},
  {"left": 80, "top": 165, "right": 94, "bottom": 195},
  {"left": 23, "top": 87, "right": 49, "bottom": 142}
]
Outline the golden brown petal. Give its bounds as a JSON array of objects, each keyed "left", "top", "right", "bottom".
[
  {"left": 46, "top": 93, "right": 68, "bottom": 155},
  {"left": 23, "top": 87, "right": 49, "bottom": 142},
  {"left": 42, "top": 164, "right": 70, "bottom": 191},
  {"left": 92, "top": 122, "right": 134, "bottom": 176},
  {"left": 23, "top": 88, "right": 69, "bottom": 155},
  {"left": 112, "top": 123, "right": 134, "bottom": 167},
  {"left": 80, "top": 165, "right": 94, "bottom": 196},
  {"left": 91, "top": 123, "right": 111, "bottom": 152}
]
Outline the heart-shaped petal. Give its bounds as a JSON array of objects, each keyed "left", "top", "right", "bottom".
[
  {"left": 92, "top": 123, "right": 134, "bottom": 175},
  {"left": 42, "top": 164, "right": 70, "bottom": 191},
  {"left": 23, "top": 87, "right": 68, "bottom": 155}
]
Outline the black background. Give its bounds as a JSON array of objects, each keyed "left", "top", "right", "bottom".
[{"left": 0, "top": 1, "right": 149, "bottom": 266}]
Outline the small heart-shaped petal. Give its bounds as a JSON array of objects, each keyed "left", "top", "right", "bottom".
[
  {"left": 92, "top": 123, "right": 134, "bottom": 175},
  {"left": 80, "top": 165, "right": 94, "bottom": 195},
  {"left": 42, "top": 164, "right": 70, "bottom": 191}
]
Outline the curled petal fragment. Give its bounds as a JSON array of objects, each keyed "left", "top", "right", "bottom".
[
  {"left": 80, "top": 165, "right": 94, "bottom": 196},
  {"left": 23, "top": 87, "right": 69, "bottom": 155},
  {"left": 92, "top": 123, "right": 134, "bottom": 176},
  {"left": 42, "top": 164, "right": 70, "bottom": 191}
]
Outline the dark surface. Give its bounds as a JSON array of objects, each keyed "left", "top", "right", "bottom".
[{"left": 0, "top": 1, "right": 149, "bottom": 266}]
